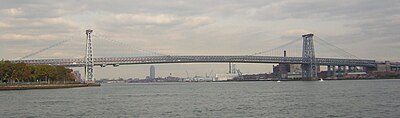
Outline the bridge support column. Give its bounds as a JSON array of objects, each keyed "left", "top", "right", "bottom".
[
  {"left": 340, "top": 66, "right": 345, "bottom": 75},
  {"left": 339, "top": 66, "right": 343, "bottom": 76},
  {"left": 344, "top": 66, "right": 348, "bottom": 74},
  {"left": 301, "top": 34, "right": 317, "bottom": 80},
  {"left": 332, "top": 66, "right": 336, "bottom": 78},
  {"left": 228, "top": 62, "right": 231, "bottom": 74},
  {"left": 349, "top": 66, "right": 354, "bottom": 72},
  {"left": 348, "top": 66, "right": 352, "bottom": 72},
  {"left": 84, "top": 29, "right": 94, "bottom": 83},
  {"left": 327, "top": 65, "right": 331, "bottom": 77}
]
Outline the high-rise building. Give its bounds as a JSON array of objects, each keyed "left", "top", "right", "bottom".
[
  {"left": 72, "top": 71, "right": 82, "bottom": 82},
  {"left": 150, "top": 65, "right": 155, "bottom": 79}
]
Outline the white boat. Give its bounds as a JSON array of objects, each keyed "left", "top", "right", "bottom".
[
  {"left": 319, "top": 78, "right": 324, "bottom": 82},
  {"left": 215, "top": 74, "right": 238, "bottom": 81}
]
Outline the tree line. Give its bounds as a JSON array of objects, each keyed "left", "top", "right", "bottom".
[{"left": 0, "top": 61, "right": 76, "bottom": 83}]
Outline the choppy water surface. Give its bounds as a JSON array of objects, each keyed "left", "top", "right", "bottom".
[{"left": 1, "top": 79, "right": 400, "bottom": 118}]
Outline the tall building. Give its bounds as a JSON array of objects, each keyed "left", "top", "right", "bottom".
[
  {"left": 72, "top": 71, "right": 82, "bottom": 82},
  {"left": 150, "top": 65, "right": 155, "bottom": 79}
]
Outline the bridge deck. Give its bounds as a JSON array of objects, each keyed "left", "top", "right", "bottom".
[{"left": 11, "top": 55, "right": 376, "bottom": 67}]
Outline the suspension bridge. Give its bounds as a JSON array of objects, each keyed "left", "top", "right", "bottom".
[{"left": 9, "top": 30, "right": 399, "bottom": 81}]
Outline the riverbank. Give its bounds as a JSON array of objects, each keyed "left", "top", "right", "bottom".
[
  {"left": 0, "top": 83, "right": 100, "bottom": 90},
  {"left": 228, "top": 78, "right": 400, "bottom": 82}
]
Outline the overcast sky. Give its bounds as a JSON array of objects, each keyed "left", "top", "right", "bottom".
[{"left": 1, "top": 0, "right": 399, "bottom": 79}]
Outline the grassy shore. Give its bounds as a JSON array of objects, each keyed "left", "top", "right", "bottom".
[{"left": 0, "top": 83, "right": 100, "bottom": 90}]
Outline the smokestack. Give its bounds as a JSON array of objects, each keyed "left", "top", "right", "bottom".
[{"left": 284, "top": 50, "right": 287, "bottom": 57}]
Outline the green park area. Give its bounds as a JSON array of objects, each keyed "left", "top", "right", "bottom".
[{"left": 0, "top": 60, "right": 75, "bottom": 84}]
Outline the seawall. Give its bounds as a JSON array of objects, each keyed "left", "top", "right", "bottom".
[{"left": 0, "top": 83, "right": 100, "bottom": 90}]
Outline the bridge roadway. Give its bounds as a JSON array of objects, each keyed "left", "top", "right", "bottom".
[{"left": 12, "top": 55, "right": 377, "bottom": 67}]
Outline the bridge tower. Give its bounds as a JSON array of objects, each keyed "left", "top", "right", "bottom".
[
  {"left": 85, "top": 29, "right": 94, "bottom": 82},
  {"left": 301, "top": 34, "right": 317, "bottom": 80}
]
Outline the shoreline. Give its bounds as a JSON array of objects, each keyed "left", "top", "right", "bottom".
[
  {"left": 113, "top": 78, "right": 400, "bottom": 83},
  {"left": 231, "top": 78, "right": 400, "bottom": 82},
  {"left": 0, "top": 83, "right": 100, "bottom": 91}
]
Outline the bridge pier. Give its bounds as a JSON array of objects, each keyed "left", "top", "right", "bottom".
[
  {"left": 228, "top": 62, "right": 232, "bottom": 74},
  {"left": 332, "top": 65, "right": 336, "bottom": 78},
  {"left": 352, "top": 66, "right": 358, "bottom": 72},
  {"left": 327, "top": 65, "right": 331, "bottom": 77},
  {"left": 338, "top": 66, "right": 343, "bottom": 76}
]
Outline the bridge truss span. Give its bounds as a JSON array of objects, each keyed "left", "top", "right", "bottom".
[{"left": 12, "top": 55, "right": 376, "bottom": 67}]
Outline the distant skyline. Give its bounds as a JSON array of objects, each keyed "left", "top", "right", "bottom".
[
  {"left": 150, "top": 65, "right": 156, "bottom": 79},
  {"left": 1, "top": 0, "right": 399, "bottom": 78}
]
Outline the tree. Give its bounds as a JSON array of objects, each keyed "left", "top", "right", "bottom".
[
  {"left": 0, "top": 61, "right": 5, "bottom": 82},
  {"left": 1, "top": 62, "right": 76, "bottom": 84},
  {"left": 54, "top": 66, "right": 66, "bottom": 82},
  {"left": 29, "top": 66, "right": 39, "bottom": 82},
  {"left": 65, "top": 69, "right": 75, "bottom": 81},
  {"left": 10, "top": 63, "right": 30, "bottom": 82},
  {"left": 0, "top": 61, "right": 4, "bottom": 82},
  {"left": 35, "top": 65, "right": 50, "bottom": 83},
  {"left": 1, "top": 61, "right": 14, "bottom": 83}
]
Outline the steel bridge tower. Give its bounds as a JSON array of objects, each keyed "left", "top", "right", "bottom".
[
  {"left": 301, "top": 33, "right": 317, "bottom": 80},
  {"left": 85, "top": 29, "right": 94, "bottom": 82}
]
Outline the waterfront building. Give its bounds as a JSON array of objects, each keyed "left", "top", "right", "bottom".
[
  {"left": 273, "top": 64, "right": 319, "bottom": 80},
  {"left": 150, "top": 65, "right": 155, "bottom": 79},
  {"left": 72, "top": 71, "right": 82, "bottom": 82}
]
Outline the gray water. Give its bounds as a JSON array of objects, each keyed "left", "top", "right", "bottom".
[{"left": 1, "top": 80, "right": 400, "bottom": 118}]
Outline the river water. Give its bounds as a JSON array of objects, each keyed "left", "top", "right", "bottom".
[{"left": 1, "top": 79, "right": 400, "bottom": 118}]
